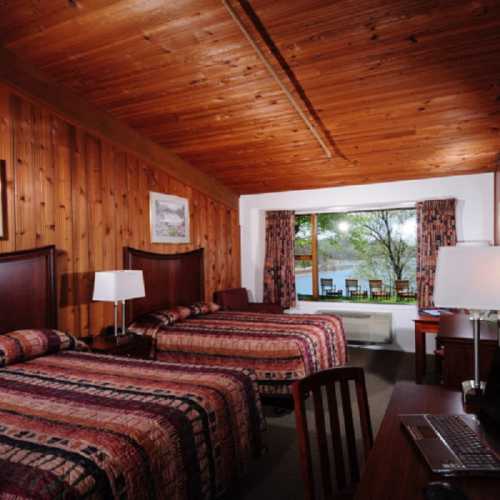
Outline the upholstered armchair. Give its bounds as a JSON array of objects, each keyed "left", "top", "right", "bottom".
[{"left": 213, "top": 288, "right": 284, "bottom": 314}]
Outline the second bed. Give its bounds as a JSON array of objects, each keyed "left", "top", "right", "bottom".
[{"left": 125, "top": 247, "right": 347, "bottom": 395}]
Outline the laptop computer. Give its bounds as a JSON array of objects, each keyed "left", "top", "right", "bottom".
[{"left": 400, "top": 347, "right": 500, "bottom": 476}]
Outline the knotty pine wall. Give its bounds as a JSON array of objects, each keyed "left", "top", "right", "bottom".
[{"left": 0, "top": 84, "right": 241, "bottom": 337}]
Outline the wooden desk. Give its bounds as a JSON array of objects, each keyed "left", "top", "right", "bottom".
[
  {"left": 438, "top": 314, "right": 498, "bottom": 389},
  {"left": 355, "top": 382, "right": 499, "bottom": 500},
  {"left": 414, "top": 315, "right": 440, "bottom": 384}
]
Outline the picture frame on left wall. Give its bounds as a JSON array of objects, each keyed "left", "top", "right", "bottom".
[
  {"left": 150, "top": 191, "right": 190, "bottom": 244},
  {"left": 0, "top": 160, "right": 6, "bottom": 240}
]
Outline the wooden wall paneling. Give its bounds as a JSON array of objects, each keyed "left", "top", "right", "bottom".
[
  {"left": 32, "top": 104, "right": 55, "bottom": 247},
  {"left": 198, "top": 192, "right": 210, "bottom": 302},
  {"left": 0, "top": 87, "right": 14, "bottom": 252},
  {"left": 231, "top": 209, "right": 241, "bottom": 287},
  {"left": 85, "top": 134, "right": 106, "bottom": 336},
  {"left": 225, "top": 207, "right": 233, "bottom": 289},
  {"left": 70, "top": 126, "right": 90, "bottom": 337},
  {"left": 100, "top": 140, "right": 118, "bottom": 328},
  {"left": 184, "top": 184, "right": 193, "bottom": 255},
  {"left": 113, "top": 150, "right": 128, "bottom": 269},
  {"left": 207, "top": 198, "right": 217, "bottom": 300},
  {"left": 126, "top": 155, "right": 140, "bottom": 251},
  {"left": 188, "top": 184, "right": 196, "bottom": 251},
  {"left": 144, "top": 163, "right": 158, "bottom": 254},
  {"left": 191, "top": 188, "right": 201, "bottom": 250},
  {"left": 217, "top": 203, "right": 227, "bottom": 292},
  {"left": 0, "top": 85, "right": 242, "bottom": 337},
  {"left": 137, "top": 162, "right": 150, "bottom": 252},
  {"left": 12, "top": 94, "right": 37, "bottom": 250},
  {"left": 52, "top": 117, "right": 77, "bottom": 334}
]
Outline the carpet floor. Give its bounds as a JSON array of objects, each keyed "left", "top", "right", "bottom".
[{"left": 233, "top": 347, "right": 428, "bottom": 500}]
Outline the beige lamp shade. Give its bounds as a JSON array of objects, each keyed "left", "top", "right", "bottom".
[
  {"left": 92, "top": 270, "right": 145, "bottom": 302},
  {"left": 434, "top": 245, "right": 500, "bottom": 311}
]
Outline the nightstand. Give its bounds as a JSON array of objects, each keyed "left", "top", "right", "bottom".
[{"left": 87, "top": 333, "right": 154, "bottom": 360}]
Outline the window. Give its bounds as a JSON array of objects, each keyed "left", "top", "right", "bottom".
[{"left": 294, "top": 208, "right": 417, "bottom": 304}]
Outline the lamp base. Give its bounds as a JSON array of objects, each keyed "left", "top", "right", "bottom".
[{"left": 461, "top": 379, "right": 486, "bottom": 413}]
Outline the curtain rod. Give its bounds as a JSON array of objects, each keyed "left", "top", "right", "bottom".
[{"left": 222, "top": 0, "right": 333, "bottom": 159}]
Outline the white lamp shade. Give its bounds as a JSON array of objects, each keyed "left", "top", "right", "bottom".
[
  {"left": 92, "top": 270, "right": 145, "bottom": 302},
  {"left": 434, "top": 245, "right": 500, "bottom": 311}
]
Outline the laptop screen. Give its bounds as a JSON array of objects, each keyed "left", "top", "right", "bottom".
[{"left": 481, "top": 346, "right": 500, "bottom": 425}]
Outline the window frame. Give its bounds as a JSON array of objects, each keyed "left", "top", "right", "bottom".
[
  {"left": 294, "top": 208, "right": 416, "bottom": 303},
  {"left": 294, "top": 213, "right": 319, "bottom": 299}
]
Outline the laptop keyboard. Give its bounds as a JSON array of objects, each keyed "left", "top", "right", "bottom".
[{"left": 427, "top": 415, "right": 500, "bottom": 470}]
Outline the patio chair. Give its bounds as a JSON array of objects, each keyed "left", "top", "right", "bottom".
[
  {"left": 321, "top": 278, "right": 335, "bottom": 296},
  {"left": 394, "top": 280, "right": 416, "bottom": 300},
  {"left": 368, "top": 280, "right": 390, "bottom": 300},
  {"left": 345, "top": 279, "right": 366, "bottom": 299}
]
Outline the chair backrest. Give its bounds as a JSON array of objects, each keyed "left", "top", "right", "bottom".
[
  {"left": 213, "top": 287, "right": 250, "bottom": 310},
  {"left": 345, "top": 279, "right": 358, "bottom": 290},
  {"left": 292, "top": 367, "right": 373, "bottom": 500},
  {"left": 395, "top": 280, "right": 409, "bottom": 292},
  {"left": 368, "top": 279, "right": 383, "bottom": 291}
]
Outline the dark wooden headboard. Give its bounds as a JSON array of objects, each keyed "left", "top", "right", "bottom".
[
  {"left": 0, "top": 245, "right": 57, "bottom": 334},
  {"left": 123, "top": 247, "right": 204, "bottom": 321}
]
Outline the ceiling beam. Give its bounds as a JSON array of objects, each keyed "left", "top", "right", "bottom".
[
  {"left": 0, "top": 46, "right": 239, "bottom": 208},
  {"left": 222, "top": 0, "right": 333, "bottom": 159}
]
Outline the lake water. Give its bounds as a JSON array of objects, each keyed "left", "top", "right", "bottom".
[{"left": 296, "top": 268, "right": 370, "bottom": 295}]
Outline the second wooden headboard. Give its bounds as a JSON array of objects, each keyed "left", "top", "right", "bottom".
[{"left": 123, "top": 247, "right": 204, "bottom": 321}]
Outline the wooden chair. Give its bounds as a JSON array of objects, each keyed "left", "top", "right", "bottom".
[
  {"left": 368, "top": 279, "right": 390, "bottom": 300},
  {"left": 394, "top": 280, "right": 416, "bottom": 300},
  {"left": 345, "top": 279, "right": 366, "bottom": 299},
  {"left": 292, "top": 367, "right": 373, "bottom": 500}
]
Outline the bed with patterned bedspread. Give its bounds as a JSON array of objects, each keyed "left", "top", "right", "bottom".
[
  {"left": 130, "top": 308, "right": 347, "bottom": 395},
  {"left": 0, "top": 329, "right": 264, "bottom": 500}
]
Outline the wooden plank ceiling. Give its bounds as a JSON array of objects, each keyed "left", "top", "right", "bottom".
[{"left": 1, "top": 0, "right": 500, "bottom": 194}]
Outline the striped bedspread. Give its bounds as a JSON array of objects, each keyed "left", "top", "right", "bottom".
[
  {"left": 0, "top": 351, "right": 264, "bottom": 499},
  {"left": 134, "top": 311, "right": 346, "bottom": 395}
]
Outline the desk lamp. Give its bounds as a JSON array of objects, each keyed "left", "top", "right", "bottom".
[
  {"left": 433, "top": 243, "right": 500, "bottom": 405},
  {"left": 93, "top": 270, "right": 145, "bottom": 337}
]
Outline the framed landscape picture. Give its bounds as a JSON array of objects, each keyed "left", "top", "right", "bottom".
[
  {"left": 150, "top": 191, "right": 190, "bottom": 244},
  {"left": 0, "top": 160, "right": 6, "bottom": 240}
]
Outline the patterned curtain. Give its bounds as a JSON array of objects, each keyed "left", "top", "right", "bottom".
[
  {"left": 263, "top": 211, "right": 296, "bottom": 309},
  {"left": 416, "top": 199, "right": 457, "bottom": 309}
]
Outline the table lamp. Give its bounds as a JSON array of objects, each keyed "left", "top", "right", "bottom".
[
  {"left": 433, "top": 243, "right": 500, "bottom": 405},
  {"left": 92, "top": 270, "right": 145, "bottom": 337}
]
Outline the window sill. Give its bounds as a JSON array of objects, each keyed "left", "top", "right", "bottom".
[{"left": 297, "top": 296, "right": 417, "bottom": 306}]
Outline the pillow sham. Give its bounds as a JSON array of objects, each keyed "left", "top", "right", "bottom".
[
  {"left": 128, "top": 306, "right": 192, "bottom": 335},
  {"left": 129, "top": 302, "right": 220, "bottom": 336},
  {"left": 0, "top": 329, "right": 79, "bottom": 367}
]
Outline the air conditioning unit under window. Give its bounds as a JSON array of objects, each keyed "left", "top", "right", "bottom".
[{"left": 317, "top": 310, "right": 392, "bottom": 344}]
